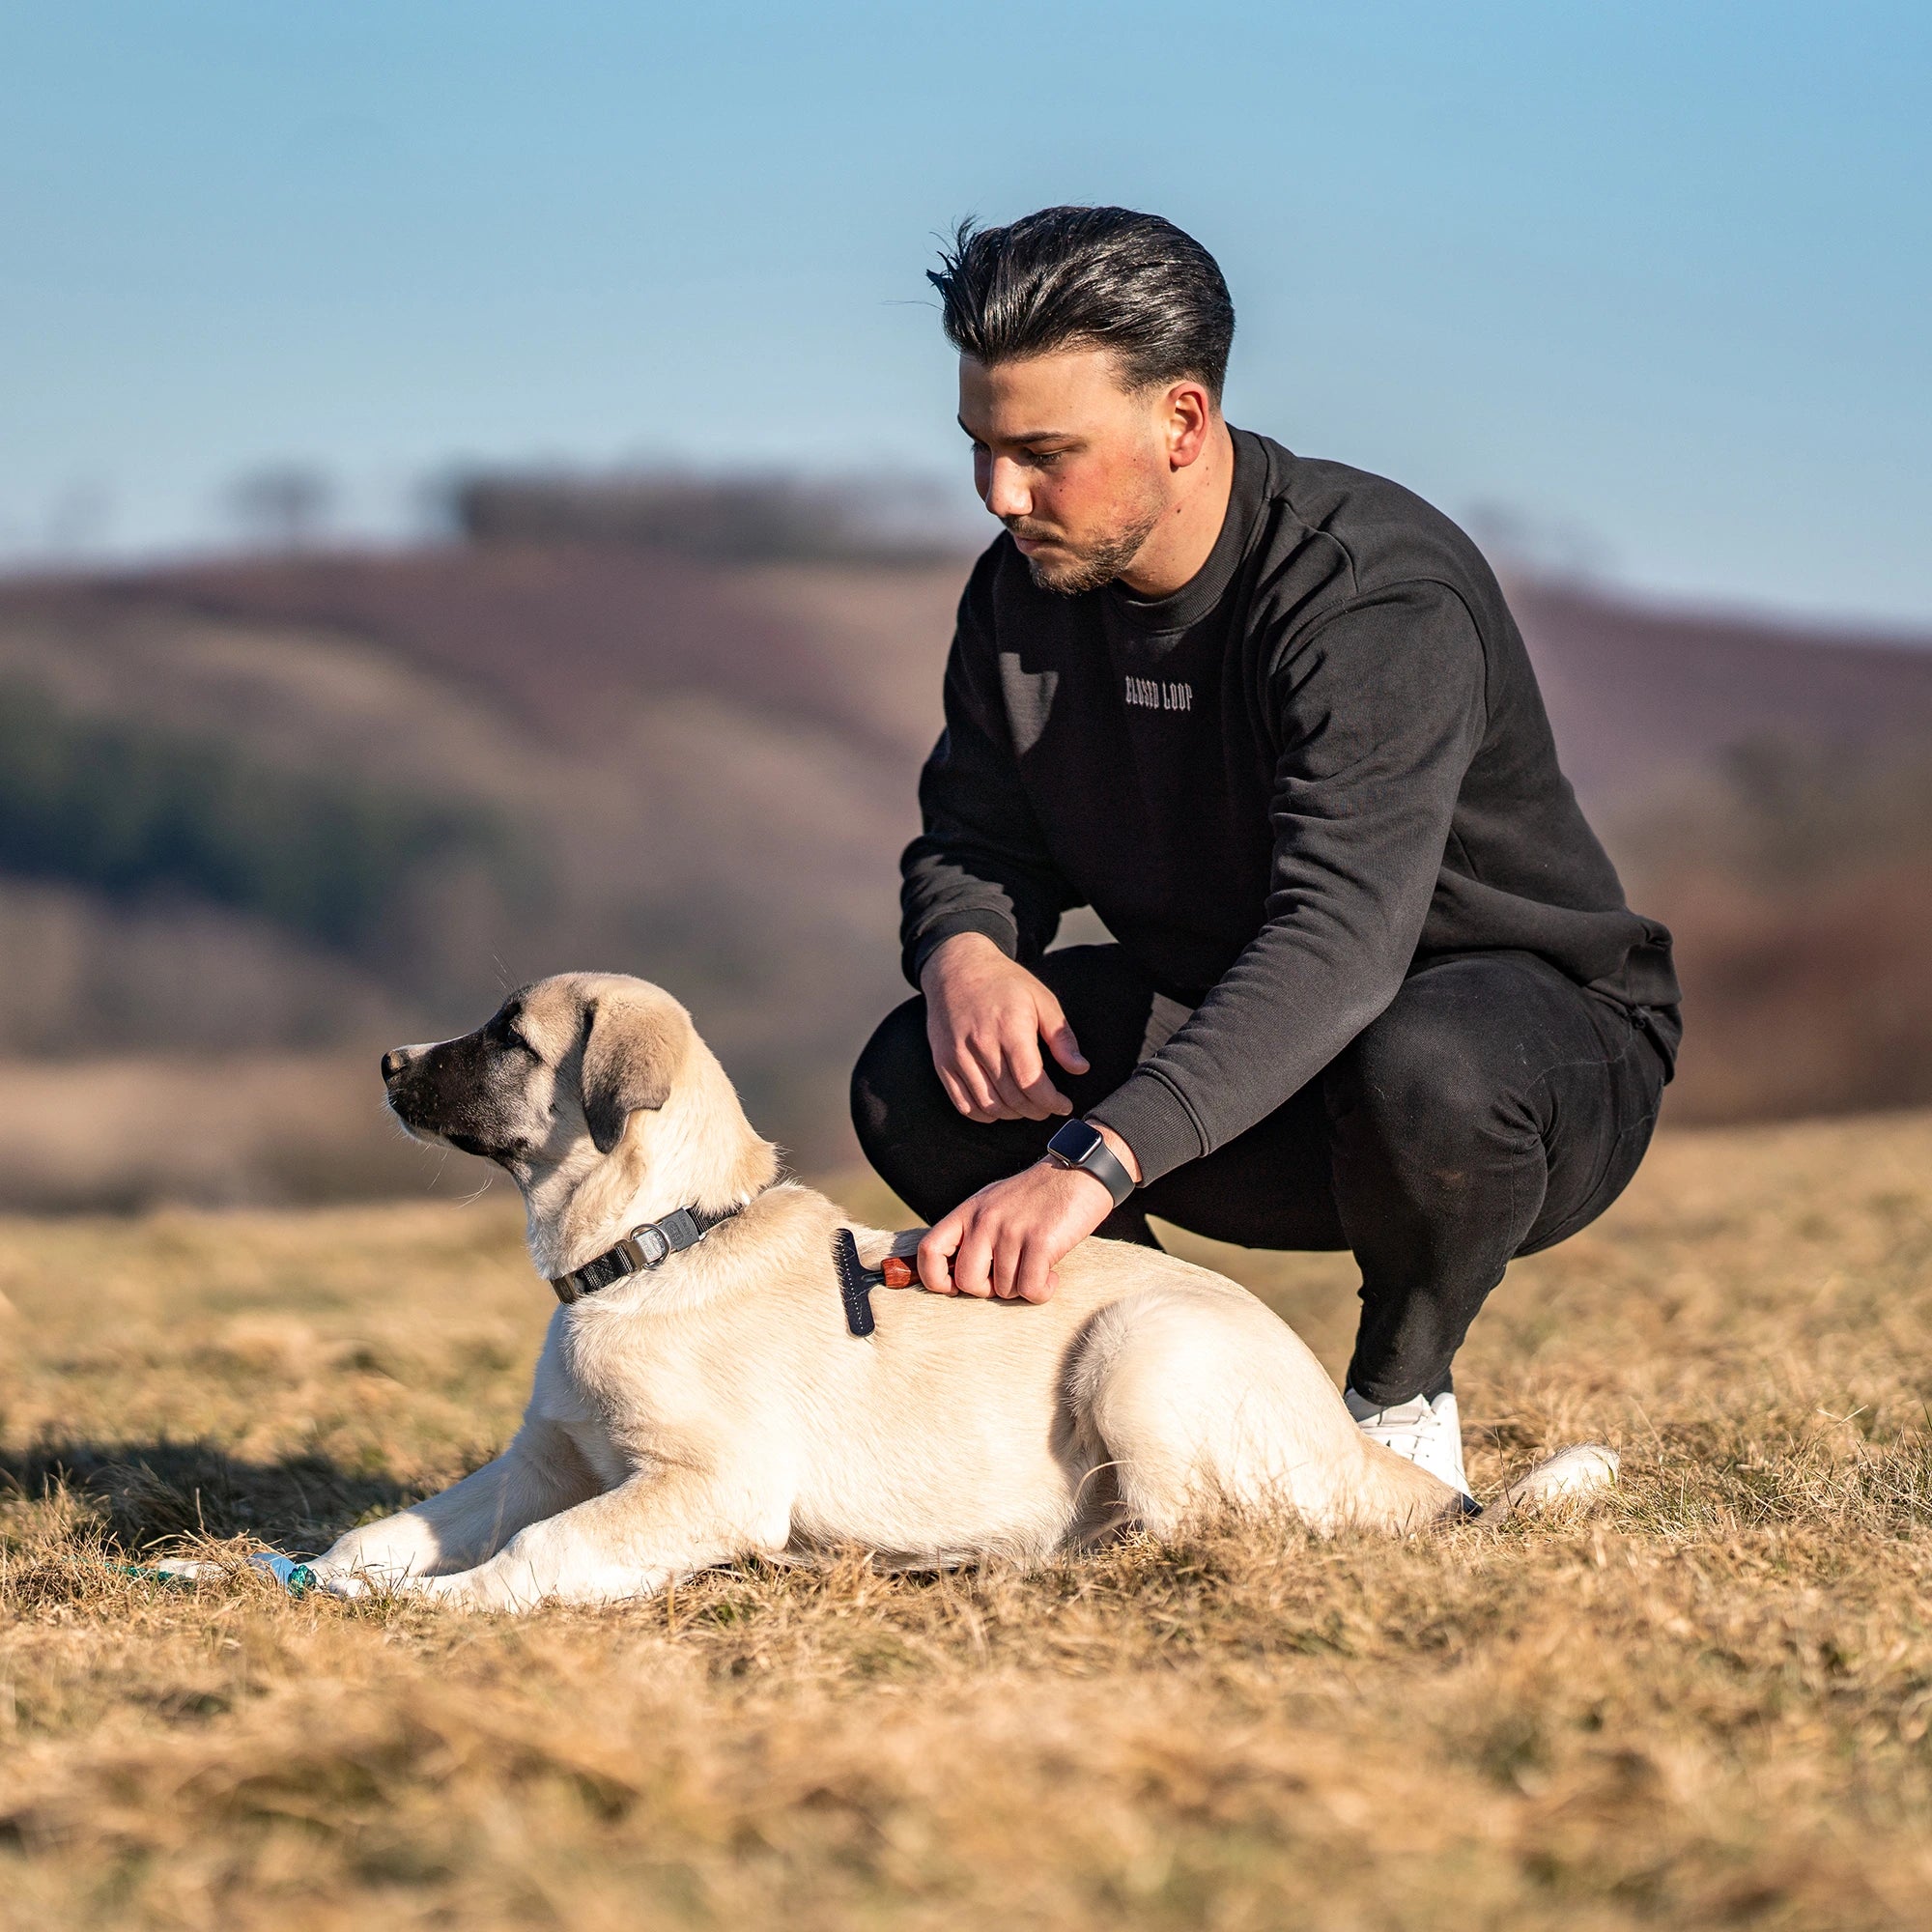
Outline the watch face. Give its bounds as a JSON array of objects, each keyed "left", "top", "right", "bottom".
[{"left": 1049, "top": 1119, "right": 1103, "bottom": 1164}]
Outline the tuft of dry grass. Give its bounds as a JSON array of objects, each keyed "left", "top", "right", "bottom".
[{"left": 3, "top": 1114, "right": 1931, "bottom": 1928}]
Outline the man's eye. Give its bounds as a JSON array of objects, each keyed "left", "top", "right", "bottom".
[{"left": 1025, "top": 450, "right": 1062, "bottom": 467}]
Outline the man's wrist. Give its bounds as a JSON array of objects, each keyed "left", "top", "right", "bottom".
[
  {"left": 1039, "top": 1156, "right": 1119, "bottom": 1214},
  {"left": 1091, "top": 1121, "right": 1143, "bottom": 1186},
  {"left": 1043, "top": 1117, "right": 1138, "bottom": 1208},
  {"left": 918, "top": 928, "right": 1005, "bottom": 994},
  {"left": 1084, "top": 1075, "right": 1201, "bottom": 1190}
]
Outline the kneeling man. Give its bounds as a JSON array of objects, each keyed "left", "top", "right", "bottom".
[{"left": 852, "top": 206, "right": 1681, "bottom": 1497}]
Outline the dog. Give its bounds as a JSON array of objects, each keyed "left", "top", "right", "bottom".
[{"left": 313, "top": 973, "right": 1615, "bottom": 1608}]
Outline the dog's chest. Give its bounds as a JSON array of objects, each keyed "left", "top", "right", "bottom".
[
  {"left": 536, "top": 1307, "right": 696, "bottom": 1485},
  {"left": 557, "top": 1412, "right": 632, "bottom": 1490}
]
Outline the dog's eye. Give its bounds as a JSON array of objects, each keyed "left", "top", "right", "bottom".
[{"left": 492, "top": 1014, "right": 542, "bottom": 1059}]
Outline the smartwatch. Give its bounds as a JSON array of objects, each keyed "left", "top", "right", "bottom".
[{"left": 1044, "top": 1118, "right": 1137, "bottom": 1209}]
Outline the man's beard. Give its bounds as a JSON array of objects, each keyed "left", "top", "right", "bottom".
[{"left": 1007, "top": 498, "right": 1164, "bottom": 596}]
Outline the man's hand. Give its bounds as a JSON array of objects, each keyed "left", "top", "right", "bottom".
[
  {"left": 920, "top": 932, "right": 1090, "bottom": 1122},
  {"left": 915, "top": 1122, "right": 1143, "bottom": 1303}
]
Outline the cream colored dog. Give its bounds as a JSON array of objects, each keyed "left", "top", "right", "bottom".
[{"left": 315, "top": 973, "right": 1613, "bottom": 1609}]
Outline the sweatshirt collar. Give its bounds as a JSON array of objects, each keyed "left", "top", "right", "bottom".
[{"left": 1105, "top": 425, "right": 1268, "bottom": 635}]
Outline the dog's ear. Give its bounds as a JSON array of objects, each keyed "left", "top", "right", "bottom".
[{"left": 580, "top": 993, "right": 688, "bottom": 1154}]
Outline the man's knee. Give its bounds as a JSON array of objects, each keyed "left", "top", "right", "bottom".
[
  {"left": 1329, "top": 970, "right": 1522, "bottom": 1146},
  {"left": 849, "top": 993, "right": 937, "bottom": 1163},
  {"left": 850, "top": 991, "right": 1057, "bottom": 1223}
]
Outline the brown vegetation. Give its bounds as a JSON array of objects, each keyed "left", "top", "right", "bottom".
[{"left": 2, "top": 1113, "right": 1931, "bottom": 1927}]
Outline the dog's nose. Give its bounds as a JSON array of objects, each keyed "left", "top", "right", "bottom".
[{"left": 381, "top": 1048, "right": 409, "bottom": 1084}]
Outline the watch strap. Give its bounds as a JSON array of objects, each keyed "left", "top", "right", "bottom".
[{"left": 1045, "top": 1119, "right": 1137, "bottom": 1209}]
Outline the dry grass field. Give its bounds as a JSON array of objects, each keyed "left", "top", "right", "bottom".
[{"left": 2, "top": 1112, "right": 1931, "bottom": 1929}]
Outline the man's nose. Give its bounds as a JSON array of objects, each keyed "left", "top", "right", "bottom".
[{"left": 983, "top": 456, "right": 1032, "bottom": 522}]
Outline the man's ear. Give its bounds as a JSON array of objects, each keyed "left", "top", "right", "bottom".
[{"left": 580, "top": 994, "right": 688, "bottom": 1154}]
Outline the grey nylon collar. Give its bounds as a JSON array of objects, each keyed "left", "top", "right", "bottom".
[{"left": 549, "top": 1200, "right": 748, "bottom": 1305}]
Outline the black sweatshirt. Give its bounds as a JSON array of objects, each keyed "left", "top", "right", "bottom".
[{"left": 899, "top": 429, "right": 1681, "bottom": 1185}]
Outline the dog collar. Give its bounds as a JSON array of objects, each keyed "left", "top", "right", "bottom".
[{"left": 549, "top": 1201, "right": 747, "bottom": 1305}]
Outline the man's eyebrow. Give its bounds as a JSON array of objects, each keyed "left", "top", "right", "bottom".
[{"left": 955, "top": 416, "right": 1075, "bottom": 444}]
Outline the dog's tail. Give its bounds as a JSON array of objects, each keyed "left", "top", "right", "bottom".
[{"left": 1476, "top": 1442, "right": 1620, "bottom": 1526}]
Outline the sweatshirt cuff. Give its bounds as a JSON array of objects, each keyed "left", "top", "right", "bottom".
[
  {"left": 902, "top": 910, "right": 1019, "bottom": 989},
  {"left": 1086, "top": 1066, "right": 1209, "bottom": 1187}
]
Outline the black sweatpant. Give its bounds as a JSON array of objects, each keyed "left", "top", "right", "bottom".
[{"left": 850, "top": 945, "right": 1670, "bottom": 1406}]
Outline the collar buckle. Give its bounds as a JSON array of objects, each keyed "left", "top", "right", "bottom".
[{"left": 621, "top": 1221, "right": 674, "bottom": 1270}]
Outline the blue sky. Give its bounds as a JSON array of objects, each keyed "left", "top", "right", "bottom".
[{"left": 3, "top": 2, "right": 1927, "bottom": 624}]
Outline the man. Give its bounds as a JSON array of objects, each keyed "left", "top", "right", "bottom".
[{"left": 849, "top": 207, "right": 1680, "bottom": 1495}]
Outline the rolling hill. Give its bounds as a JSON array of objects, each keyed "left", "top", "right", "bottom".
[{"left": 0, "top": 537, "right": 1927, "bottom": 1203}]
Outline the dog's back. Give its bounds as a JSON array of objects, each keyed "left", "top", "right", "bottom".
[{"left": 639, "top": 1198, "right": 1466, "bottom": 1562}]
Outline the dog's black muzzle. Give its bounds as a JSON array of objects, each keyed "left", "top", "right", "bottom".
[{"left": 382, "top": 1037, "right": 526, "bottom": 1161}]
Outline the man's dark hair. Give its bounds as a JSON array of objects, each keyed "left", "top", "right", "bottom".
[{"left": 929, "top": 206, "right": 1235, "bottom": 401}]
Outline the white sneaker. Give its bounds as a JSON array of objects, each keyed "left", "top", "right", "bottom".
[{"left": 1346, "top": 1387, "right": 1471, "bottom": 1498}]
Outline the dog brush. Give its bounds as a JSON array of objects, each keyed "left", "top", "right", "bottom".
[{"left": 832, "top": 1228, "right": 914, "bottom": 1336}]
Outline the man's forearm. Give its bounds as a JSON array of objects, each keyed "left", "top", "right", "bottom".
[
  {"left": 903, "top": 614, "right": 1077, "bottom": 988},
  {"left": 899, "top": 829, "right": 1074, "bottom": 988},
  {"left": 1085, "top": 901, "right": 1423, "bottom": 1185}
]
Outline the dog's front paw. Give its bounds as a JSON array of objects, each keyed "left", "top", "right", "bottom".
[
  {"left": 313, "top": 1514, "right": 441, "bottom": 1589},
  {"left": 306, "top": 1566, "right": 373, "bottom": 1599}
]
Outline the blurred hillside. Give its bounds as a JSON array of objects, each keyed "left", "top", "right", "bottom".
[
  {"left": 0, "top": 505, "right": 1928, "bottom": 1207},
  {"left": 0, "top": 537, "right": 957, "bottom": 1200},
  {"left": 1507, "top": 579, "right": 1932, "bottom": 1123}
]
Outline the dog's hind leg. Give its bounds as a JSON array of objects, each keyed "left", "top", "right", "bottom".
[
  {"left": 1071, "top": 1289, "right": 1311, "bottom": 1538},
  {"left": 1073, "top": 1287, "right": 1460, "bottom": 1539}
]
